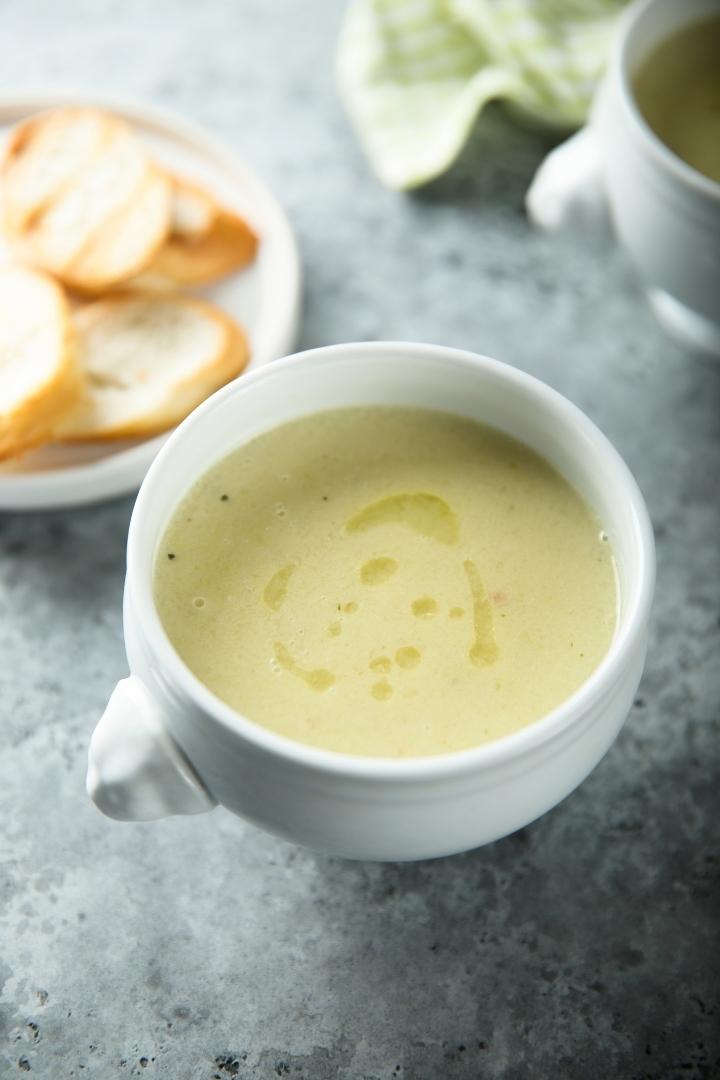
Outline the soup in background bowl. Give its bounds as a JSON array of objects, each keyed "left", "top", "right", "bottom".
[{"left": 632, "top": 15, "right": 720, "bottom": 185}]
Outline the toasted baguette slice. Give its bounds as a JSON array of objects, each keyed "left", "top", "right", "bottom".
[
  {"left": 57, "top": 293, "right": 250, "bottom": 441},
  {"left": 63, "top": 167, "right": 172, "bottom": 292},
  {"left": 1, "top": 107, "right": 113, "bottom": 233},
  {"left": 19, "top": 122, "right": 150, "bottom": 273},
  {"left": 7, "top": 111, "right": 172, "bottom": 290},
  {"left": 0, "top": 268, "right": 80, "bottom": 460},
  {"left": 141, "top": 207, "right": 259, "bottom": 287}
]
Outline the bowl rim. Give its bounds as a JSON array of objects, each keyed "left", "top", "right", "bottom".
[{"left": 127, "top": 341, "right": 656, "bottom": 782}]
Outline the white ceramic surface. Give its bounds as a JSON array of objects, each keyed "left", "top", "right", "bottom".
[
  {"left": 87, "top": 342, "right": 655, "bottom": 861},
  {"left": 0, "top": 89, "right": 301, "bottom": 510},
  {"left": 527, "top": 0, "right": 720, "bottom": 356}
]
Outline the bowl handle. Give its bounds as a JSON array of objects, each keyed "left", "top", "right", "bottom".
[
  {"left": 525, "top": 127, "right": 610, "bottom": 234},
  {"left": 87, "top": 676, "right": 216, "bottom": 821}
]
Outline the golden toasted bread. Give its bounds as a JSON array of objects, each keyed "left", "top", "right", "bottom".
[
  {"left": 2, "top": 108, "right": 172, "bottom": 291},
  {"left": 62, "top": 167, "right": 172, "bottom": 292},
  {"left": 1, "top": 107, "right": 113, "bottom": 233},
  {"left": 0, "top": 268, "right": 81, "bottom": 460},
  {"left": 57, "top": 292, "right": 250, "bottom": 441},
  {"left": 151, "top": 206, "right": 258, "bottom": 285}
]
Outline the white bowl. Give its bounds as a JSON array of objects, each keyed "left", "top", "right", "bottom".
[
  {"left": 87, "top": 342, "right": 655, "bottom": 861},
  {"left": 595, "top": 0, "right": 720, "bottom": 352},
  {"left": 526, "top": 0, "right": 720, "bottom": 356}
]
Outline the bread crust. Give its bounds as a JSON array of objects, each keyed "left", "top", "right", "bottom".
[
  {"left": 141, "top": 207, "right": 258, "bottom": 287},
  {"left": 0, "top": 269, "right": 82, "bottom": 460}
]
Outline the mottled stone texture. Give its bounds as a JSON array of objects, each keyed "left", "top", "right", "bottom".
[{"left": 1, "top": 2, "right": 719, "bottom": 1078}]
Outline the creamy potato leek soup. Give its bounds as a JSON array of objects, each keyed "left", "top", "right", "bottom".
[
  {"left": 633, "top": 17, "right": 720, "bottom": 184},
  {"left": 153, "top": 407, "right": 617, "bottom": 757}
]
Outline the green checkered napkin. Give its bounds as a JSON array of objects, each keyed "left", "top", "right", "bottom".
[{"left": 338, "top": 0, "right": 626, "bottom": 189}]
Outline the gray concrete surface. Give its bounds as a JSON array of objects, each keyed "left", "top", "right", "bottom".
[{"left": 1, "top": 2, "right": 719, "bottom": 1077}]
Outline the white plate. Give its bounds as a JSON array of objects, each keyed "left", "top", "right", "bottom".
[{"left": 0, "top": 89, "right": 301, "bottom": 510}]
